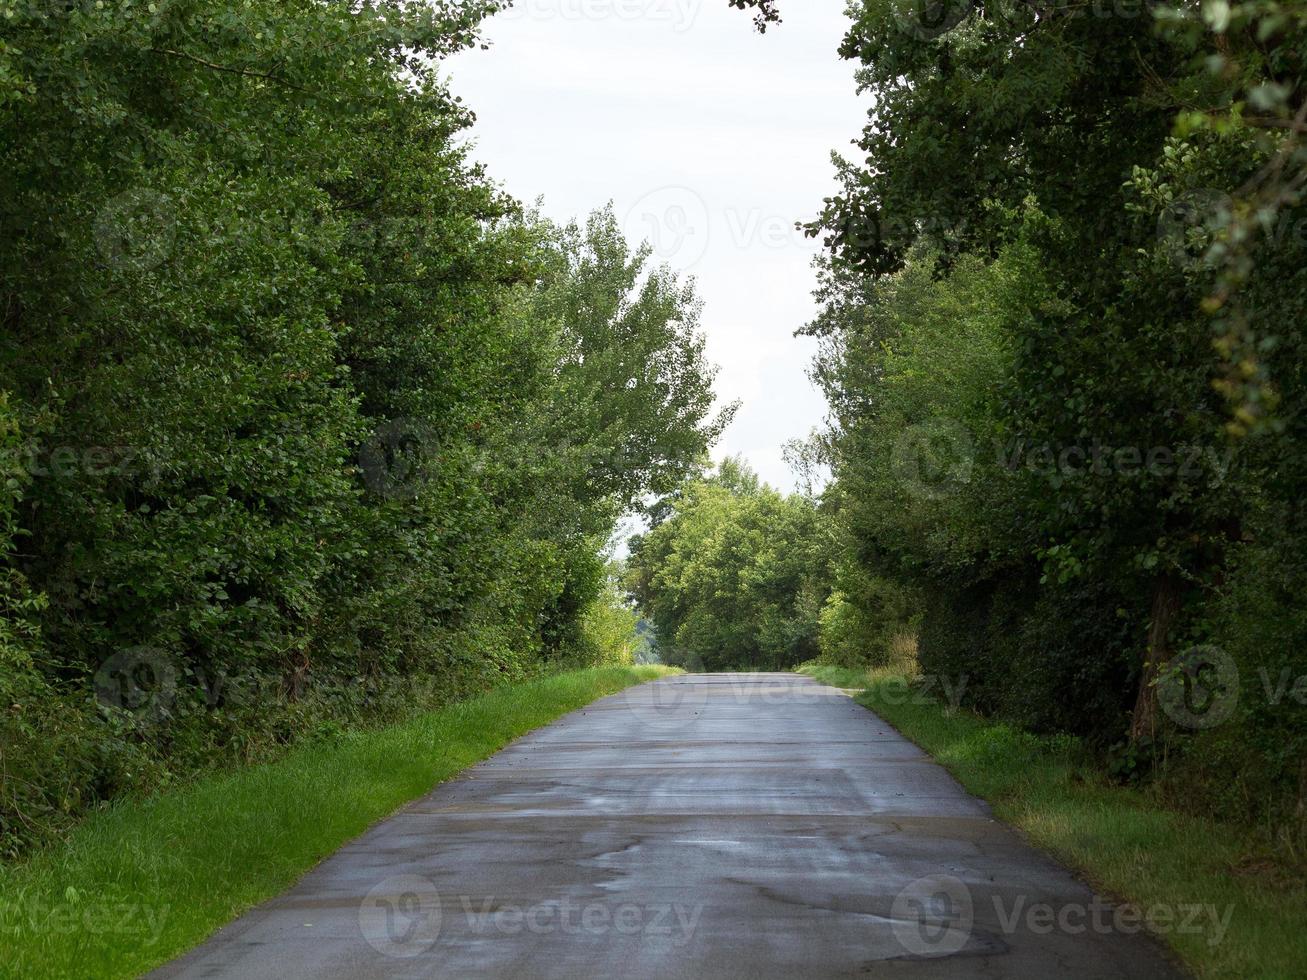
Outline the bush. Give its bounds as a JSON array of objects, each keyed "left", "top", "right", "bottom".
[{"left": 573, "top": 576, "right": 640, "bottom": 668}]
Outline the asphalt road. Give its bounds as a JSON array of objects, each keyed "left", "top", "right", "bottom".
[{"left": 152, "top": 673, "right": 1188, "bottom": 979}]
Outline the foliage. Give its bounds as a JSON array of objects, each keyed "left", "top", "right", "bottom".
[
  {"left": 817, "top": 583, "right": 916, "bottom": 668},
  {"left": 0, "top": 1, "right": 724, "bottom": 855},
  {"left": 728, "top": 0, "right": 782, "bottom": 31},
  {"left": 804, "top": 0, "right": 1307, "bottom": 841},
  {"left": 627, "top": 459, "right": 832, "bottom": 672},
  {"left": 571, "top": 565, "right": 641, "bottom": 669}
]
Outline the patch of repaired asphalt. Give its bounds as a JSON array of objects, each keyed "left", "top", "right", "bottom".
[{"left": 150, "top": 673, "right": 1190, "bottom": 979}]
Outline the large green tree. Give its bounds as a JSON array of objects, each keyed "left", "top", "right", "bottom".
[
  {"left": 806, "top": 0, "right": 1307, "bottom": 828},
  {"left": 0, "top": 0, "right": 727, "bottom": 854},
  {"left": 628, "top": 460, "right": 831, "bottom": 672}
]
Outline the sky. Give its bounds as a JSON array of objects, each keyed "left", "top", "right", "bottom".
[{"left": 445, "top": 0, "right": 870, "bottom": 494}]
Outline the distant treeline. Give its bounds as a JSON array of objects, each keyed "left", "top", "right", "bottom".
[{"left": 627, "top": 459, "right": 831, "bottom": 673}]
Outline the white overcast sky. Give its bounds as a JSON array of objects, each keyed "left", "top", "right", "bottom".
[{"left": 445, "top": 0, "right": 869, "bottom": 493}]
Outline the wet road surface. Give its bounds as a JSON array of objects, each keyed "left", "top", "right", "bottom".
[{"left": 152, "top": 673, "right": 1187, "bottom": 979}]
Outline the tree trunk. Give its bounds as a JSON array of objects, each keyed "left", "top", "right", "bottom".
[
  {"left": 1129, "top": 572, "right": 1183, "bottom": 742},
  {"left": 1296, "top": 756, "right": 1307, "bottom": 822}
]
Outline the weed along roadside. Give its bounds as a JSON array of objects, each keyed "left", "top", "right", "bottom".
[{"left": 0, "top": 667, "right": 674, "bottom": 980}]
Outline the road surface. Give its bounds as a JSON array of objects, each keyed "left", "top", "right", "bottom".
[{"left": 153, "top": 673, "right": 1187, "bottom": 978}]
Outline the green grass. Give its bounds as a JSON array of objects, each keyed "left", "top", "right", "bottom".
[
  {"left": 0, "top": 665, "right": 673, "bottom": 979},
  {"left": 799, "top": 663, "right": 1307, "bottom": 979}
]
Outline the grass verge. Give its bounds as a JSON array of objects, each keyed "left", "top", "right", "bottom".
[
  {"left": 0, "top": 664, "right": 673, "bottom": 979},
  {"left": 799, "top": 663, "right": 1306, "bottom": 979}
]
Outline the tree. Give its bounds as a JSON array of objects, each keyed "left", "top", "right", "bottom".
[
  {"left": 806, "top": 0, "right": 1307, "bottom": 830},
  {"left": 0, "top": 0, "right": 730, "bottom": 853},
  {"left": 627, "top": 460, "right": 831, "bottom": 672}
]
